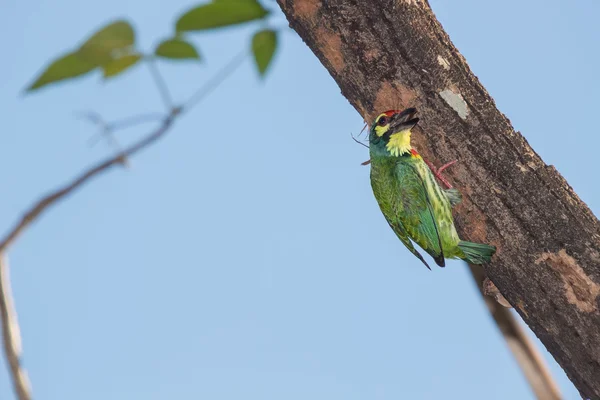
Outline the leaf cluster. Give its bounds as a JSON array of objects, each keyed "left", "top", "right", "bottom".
[{"left": 27, "top": 0, "right": 279, "bottom": 92}]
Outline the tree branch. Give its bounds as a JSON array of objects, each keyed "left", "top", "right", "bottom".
[
  {"left": 0, "top": 255, "right": 31, "bottom": 400},
  {"left": 0, "top": 48, "right": 249, "bottom": 256},
  {"left": 276, "top": 0, "right": 600, "bottom": 398},
  {"left": 0, "top": 111, "right": 175, "bottom": 255},
  {"left": 147, "top": 58, "right": 174, "bottom": 110},
  {"left": 1, "top": 50, "right": 249, "bottom": 400},
  {"left": 470, "top": 265, "right": 562, "bottom": 400},
  {"left": 182, "top": 48, "right": 248, "bottom": 112}
]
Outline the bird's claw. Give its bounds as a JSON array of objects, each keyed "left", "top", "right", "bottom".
[
  {"left": 438, "top": 159, "right": 457, "bottom": 174},
  {"left": 425, "top": 159, "right": 458, "bottom": 189}
]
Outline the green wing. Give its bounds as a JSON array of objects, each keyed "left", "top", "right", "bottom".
[
  {"left": 385, "top": 219, "right": 432, "bottom": 270},
  {"left": 395, "top": 161, "right": 445, "bottom": 267}
]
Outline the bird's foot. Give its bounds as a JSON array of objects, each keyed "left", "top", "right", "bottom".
[{"left": 424, "top": 159, "right": 457, "bottom": 189}]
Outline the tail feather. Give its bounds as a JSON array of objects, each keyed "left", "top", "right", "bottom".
[{"left": 458, "top": 241, "right": 496, "bottom": 264}]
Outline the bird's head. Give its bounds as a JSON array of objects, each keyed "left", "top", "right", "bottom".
[{"left": 369, "top": 107, "right": 419, "bottom": 157}]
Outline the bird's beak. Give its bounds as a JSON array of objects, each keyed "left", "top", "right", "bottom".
[{"left": 388, "top": 107, "right": 418, "bottom": 132}]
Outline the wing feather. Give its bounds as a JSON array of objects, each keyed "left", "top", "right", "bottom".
[
  {"left": 385, "top": 219, "right": 431, "bottom": 270},
  {"left": 395, "top": 161, "right": 445, "bottom": 267}
]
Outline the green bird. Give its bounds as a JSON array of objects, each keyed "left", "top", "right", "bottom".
[{"left": 368, "top": 107, "right": 496, "bottom": 269}]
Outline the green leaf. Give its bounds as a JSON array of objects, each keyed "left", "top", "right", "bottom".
[
  {"left": 102, "top": 53, "right": 142, "bottom": 78},
  {"left": 252, "top": 29, "right": 277, "bottom": 77},
  {"left": 78, "top": 20, "right": 135, "bottom": 64},
  {"left": 176, "top": 0, "right": 269, "bottom": 32},
  {"left": 155, "top": 38, "right": 200, "bottom": 60},
  {"left": 26, "top": 52, "right": 97, "bottom": 91}
]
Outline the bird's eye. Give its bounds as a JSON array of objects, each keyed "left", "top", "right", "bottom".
[{"left": 377, "top": 116, "right": 388, "bottom": 126}]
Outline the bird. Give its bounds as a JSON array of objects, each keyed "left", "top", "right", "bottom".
[{"left": 368, "top": 107, "right": 496, "bottom": 269}]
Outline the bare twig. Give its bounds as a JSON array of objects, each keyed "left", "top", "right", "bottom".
[
  {"left": 350, "top": 131, "right": 369, "bottom": 148},
  {"left": 81, "top": 112, "right": 164, "bottom": 151},
  {"left": 147, "top": 58, "right": 174, "bottom": 110},
  {"left": 0, "top": 255, "right": 31, "bottom": 400},
  {"left": 468, "top": 264, "right": 562, "bottom": 400},
  {"left": 75, "top": 111, "right": 105, "bottom": 127},
  {"left": 0, "top": 49, "right": 249, "bottom": 400},
  {"left": 106, "top": 112, "right": 164, "bottom": 131},
  {"left": 0, "top": 50, "right": 248, "bottom": 256},
  {"left": 0, "top": 112, "right": 176, "bottom": 254},
  {"left": 183, "top": 48, "right": 248, "bottom": 112}
]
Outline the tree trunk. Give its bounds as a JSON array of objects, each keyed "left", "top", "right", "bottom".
[{"left": 276, "top": 0, "right": 600, "bottom": 398}]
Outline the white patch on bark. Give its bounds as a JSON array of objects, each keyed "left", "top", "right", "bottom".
[
  {"left": 439, "top": 89, "right": 469, "bottom": 119},
  {"left": 437, "top": 55, "right": 450, "bottom": 70},
  {"left": 515, "top": 162, "right": 528, "bottom": 172},
  {"left": 535, "top": 249, "right": 600, "bottom": 313}
]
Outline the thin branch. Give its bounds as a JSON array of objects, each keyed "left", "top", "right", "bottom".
[
  {"left": 75, "top": 111, "right": 105, "bottom": 127},
  {"left": 0, "top": 112, "right": 175, "bottom": 254},
  {"left": 0, "top": 49, "right": 250, "bottom": 400},
  {"left": 468, "top": 264, "right": 562, "bottom": 400},
  {"left": 82, "top": 112, "right": 164, "bottom": 148},
  {"left": 350, "top": 131, "right": 369, "bottom": 148},
  {"left": 0, "top": 50, "right": 251, "bottom": 256},
  {"left": 0, "top": 255, "right": 31, "bottom": 400},
  {"left": 183, "top": 49, "right": 248, "bottom": 112},
  {"left": 107, "top": 112, "right": 165, "bottom": 131},
  {"left": 147, "top": 58, "right": 174, "bottom": 110}
]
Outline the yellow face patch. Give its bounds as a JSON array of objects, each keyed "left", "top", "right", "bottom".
[
  {"left": 374, "top": 113, "right": 390, "bottom": 137},
  {"left": 374, "top": 125, "right": 389, "bottom": 137}
]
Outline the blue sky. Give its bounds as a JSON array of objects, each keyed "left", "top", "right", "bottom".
[{"left": 1, "top": 0, "right": 598, "bottom": 399}]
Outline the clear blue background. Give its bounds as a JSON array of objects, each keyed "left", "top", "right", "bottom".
[{"left": 1, "top": 0, "right": 597, "bottom": 398}]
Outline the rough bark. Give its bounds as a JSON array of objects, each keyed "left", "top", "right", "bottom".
[{"left": 277, "top": 0, "right": 600, "bottom": 398}]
